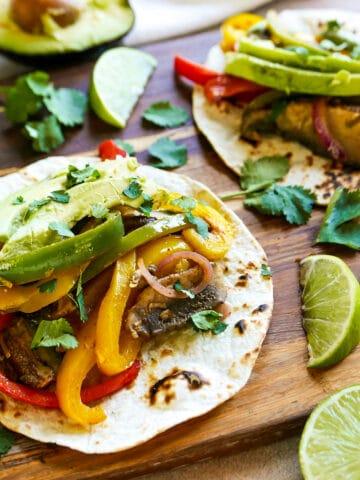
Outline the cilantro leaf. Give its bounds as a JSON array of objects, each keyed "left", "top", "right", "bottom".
[
  {"left": 190, "top": 310, "right": 227, "bottom": 335},
  {"left": 115, "top": 140, "right": 135, "bottom": 156},
  {"left": 12, "top": 196, "right": 24, "bottom": 205},
  {"left": 171, "top": 196, "right": 197, "bottom": 212},
  {"left": 261, "top": 263, "right": 272, "bottom": 277},
  {"left": 185, "top": 212, "right": 209, "bottom": 238},
  {"left": 4, "top": 72, "right": 51, "bottom": 123},
  {"left": 48, "top": 190, "right": 70, "bottom": 203},
  {"left": 240, "top": 155, "right": 290, "bottom": 192},
  {"left": 245, "top": 184, "right": 316, "bottom": 225},
  {"left": 316, "top": 188, "right": 360, "bottom": 250},
  {"left": 38, "top": 278, "right": 57, "bottom": 293},
  {"left": 23, "top": 198, "right": 51, "bottom": 221},
  {"left": 0, "top": 427, "right": 15, "bottom": 455},
  {"left": 174, "top": 280, "right": 195, "bottom": 299},
  {"left": 31, "top": 318, "right": 78, "bottom": 350},
  {"left": 90, "top": 203, "right": 109, "bottom": 219},
  {"left": 142, "top": 101, "right": 189, "bottom": 127},
  {"left": 148, "top": 137, "right": 187, "bottom": 169},
  {"left": 25, "top": 71, "right": 53, "bottom": 97},
  {"left": 75, "top": 272, "right": 87, "bottom": 322},
  {"left": 44, "top": 87, "right": 87, "bottom": 127},
  {"left": 49, "top": 221, "right": 74, "bottom": 237},
  {"left": 123, "top": 178, "right": 142, "bottom": 199},
  {"left": 139, "top": 193, "right": 153, "bottom": 216},
  {"left": 23, "top": 115, "right": 64, "bottom": 153},
  {"left": 65, "top": 164, "right": 101, "bottom": 188}
]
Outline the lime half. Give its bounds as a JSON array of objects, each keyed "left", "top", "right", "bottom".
[
  {"left": 299, "top": 384, "right": 360, "bottom": 479},
  {"left": 90, "top": 47, "right": 157, "bottom": 127},
  {"left": 299, "top": 254, "right": 360, "bottom": 368}
]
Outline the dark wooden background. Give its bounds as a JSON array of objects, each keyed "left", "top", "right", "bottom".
[{"left": 0, "top": 0, "right": 359, "bottom": 478}]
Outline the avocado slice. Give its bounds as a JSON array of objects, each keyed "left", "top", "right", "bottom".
[
  {"left": 225, "top": 52, "right": 360, "bottom": 96},
  {"left": 238, "top": 37, "right": 360, "bottom": 74},
  {"left": 0, "top": 0, "right": 134, "bottom": 57}
]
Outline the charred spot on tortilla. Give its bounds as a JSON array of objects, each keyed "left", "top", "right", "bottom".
[
  {"left": 149, "top": 369, "right": 209, "bottom": 406},
  {"left": 235, "top": 319, "right": 247, "bottom": 335},
  {"left": 252, "top": 304, "right": 269, "bottom": 314},
  {"left": 236, "top": 273, "right": 251, "bottom": 288}
]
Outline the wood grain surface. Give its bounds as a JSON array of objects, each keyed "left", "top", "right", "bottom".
[{"left": 0, "top": 0, "right": 359, "bottom": 479}]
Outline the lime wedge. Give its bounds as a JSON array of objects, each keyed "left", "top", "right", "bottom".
[
  {"left": 89, "top": 47, "right": 157, "bottom": 127},
  {"left": 299, "top": 254, "right": 360, "bottom": 368},
  {"left": 299, "top": 384, "right": 360, "bottom": 479}
]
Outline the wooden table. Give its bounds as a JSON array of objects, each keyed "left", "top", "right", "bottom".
[{"left": 0, "top": 0, "right": 359, "bottom": 478}]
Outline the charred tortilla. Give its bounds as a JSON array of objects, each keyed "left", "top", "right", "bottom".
[
  {"left": 193, "top": 9, "right": 360, "bottom": 206},
  {"left": 0, "top": 155, "right": 272, "bottom": 453}
]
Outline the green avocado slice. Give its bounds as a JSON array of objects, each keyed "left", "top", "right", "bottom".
[
  {"left": 0, "top": 0, "right": 134, "bottom": 56},
  {"left": 225, "top": 52, "right": 360, "bottom": 96},
  {"left": 238, "top": 37, "right": 360, "bottom": 74}
]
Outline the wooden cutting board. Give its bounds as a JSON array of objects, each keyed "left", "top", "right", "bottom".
[{"left": 0, "top": 0, "right": 359, "bottom": 478}]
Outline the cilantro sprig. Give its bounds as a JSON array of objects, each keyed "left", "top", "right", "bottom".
[
  {"left": 1, "top": 71, "right": 87, "bottom": 153},
  {"left": 222, "top": 155, "right": 316, "bottom": 225},
  {"left": 316, "top": 188, "right": 360, "bottom": 250}
]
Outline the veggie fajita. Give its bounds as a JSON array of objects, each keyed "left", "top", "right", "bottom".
[
  {"left": 0, "top": 146, "right": 272, "bottom": 453},
  {"left": 176, "top": 9, "right": 360, "bottom": 206}
]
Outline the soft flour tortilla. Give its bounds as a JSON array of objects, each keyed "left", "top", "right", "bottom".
[
  {"left": 0, "top": 156, "right": 273, "bottom": 454},
  {"left": 193, "top": 9, "right": 360, "bottom": 206}
]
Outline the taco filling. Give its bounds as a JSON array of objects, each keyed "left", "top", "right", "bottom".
[
  {"left": 176, "top": 9, "right": 360, "bottom": 204},
  {"left": 0, "top": 150, "right": 272, "bottom": 453}
]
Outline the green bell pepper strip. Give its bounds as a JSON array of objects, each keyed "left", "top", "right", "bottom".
[
  {"left": 238, "top": 37, "right": 360, "bottom": 73},
  {"left": 83, "top": 213, "right": 189, "bottom": 283},
  {"left": 0, "top": 214, "right": 124, "bottom": 285},
  {"left": 225, "top": 52, "right": 360, "bottom": 96}
]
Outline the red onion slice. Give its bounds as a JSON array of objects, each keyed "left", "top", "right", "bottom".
[
  {"left": 312, "top": 97, "right": 347, "bottom": 163},
  {"left": 138, "top": 251, "right": 214, "bottom": 299}
]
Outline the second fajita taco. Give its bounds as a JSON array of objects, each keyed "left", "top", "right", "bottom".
[
  {"left": 187, "top": 9, "right": 360, "bottom": 206},
  {"left": 0, "top": 151, "right": 272, "bottom": 453}
]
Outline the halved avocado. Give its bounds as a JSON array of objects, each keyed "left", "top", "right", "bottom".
[{"left": 0, "top": 1, "right": 134, "bottom": 57}]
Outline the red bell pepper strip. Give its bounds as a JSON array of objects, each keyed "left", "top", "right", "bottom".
[
  {"left": 174, "top": 55, "right": 267, "bottom": 103},
  {"left": 174, "top": 55, "right": 219, "bottom": 85},
  {"left": 0, "top": 360, "right": 140, "bottom": 408},
  {"left": 204, "top": 75, "right": 269, "bottom": 103},
  {"left": 0, "top": 313, "right": 14, "bottom": 332},
  {"left": 98, "top": 139, "right": 127, "bottom": 161}
]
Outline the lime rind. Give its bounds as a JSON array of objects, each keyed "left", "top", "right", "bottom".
[
  {"left": 299, "top": 384, "right": 360, "bottom": 479},
  {"left": 300, "top": 254, "right": 360, "bottom": 368}
]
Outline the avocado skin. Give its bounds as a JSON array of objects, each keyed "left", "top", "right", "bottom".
[{"left": 0, "top": 0, "right": 134, "bottom": 59}]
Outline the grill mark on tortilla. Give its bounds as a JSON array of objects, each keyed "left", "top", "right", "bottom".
[{"left": 149, "top": 369, "right": 209, "bottom": 406}]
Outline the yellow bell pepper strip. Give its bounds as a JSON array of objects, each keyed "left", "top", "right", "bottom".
[
  {"left": 154, "top": 193, "right": 234, "bottom": 260},
  {"left": 56, "top": 308, "right": 106, "bottom": 425},
  {"left": 221, "top": 12, "right": 263, "bottom": 51},
  {"left": 137, "top": 234, "right": 191, "bottom": 269},
  {"left": 0, "top": 213, "right": 124, "bottom": 285},
  {"left": 0, "top": 266, "right": 81, "bottom": 313},
  {"left": 83, "top": 213, "right": 189, "bottom": 283},
  {"left": 95, "top": 250, "right": 141, "bottom": 376}
]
